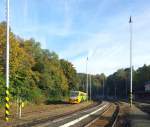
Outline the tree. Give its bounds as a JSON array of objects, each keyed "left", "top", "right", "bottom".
[
  {"left": 60, "top": 59, "right": 78, "bottom": 90},
  {"left": 134, "top": 64, "right": 150, "bottom": 91}
]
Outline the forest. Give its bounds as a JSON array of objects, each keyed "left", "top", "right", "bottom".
[
  {"left": 0, "top": 21, "right": 150, "bottom": 105},
  {"left": 0, "top": 22, "right": 79, "bottom": 104},
  {"left": 105, "top": 65, "right": 150, "bottom": 98}
]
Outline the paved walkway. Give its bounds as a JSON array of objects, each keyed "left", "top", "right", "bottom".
[{"left": 129, "top": 105, "right": 150, "bottom": 127}]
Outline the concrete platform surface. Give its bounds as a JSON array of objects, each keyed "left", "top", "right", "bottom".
[{"left": 129, "top": 105, "right": 150, "bottom": 127}]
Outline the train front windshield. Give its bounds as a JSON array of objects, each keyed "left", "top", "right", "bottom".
[{"left": 70, "top": 91, "right": 79, "bottom": 97}]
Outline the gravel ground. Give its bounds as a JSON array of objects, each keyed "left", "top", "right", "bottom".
[{"left": 0, "top": 101, "right": 94, "bottom": 127}]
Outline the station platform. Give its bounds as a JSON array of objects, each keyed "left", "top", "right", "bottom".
[{"left": 129, "top": 104, "right": 150, "bottom": 127}]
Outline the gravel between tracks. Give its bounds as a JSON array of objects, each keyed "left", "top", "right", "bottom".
[{"left": 88, "top": 103, "right": 116, "bottom": 127}]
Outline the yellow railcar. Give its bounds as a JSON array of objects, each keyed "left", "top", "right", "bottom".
[{"left": 69, "top": 91, "right": 88, "bottom": 104}]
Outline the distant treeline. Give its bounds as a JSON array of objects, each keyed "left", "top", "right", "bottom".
[
  {"left": 105, "top": 65, "right": 150, "bottom": 98},
  {"left": 78, "top": 65, "right": 150, "bottom": 99}
]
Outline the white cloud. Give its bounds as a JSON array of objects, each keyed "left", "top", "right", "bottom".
[
  {"left": 59, "top": 8, "right": 150, "bottom": 75},
  {"left": 72, "top": 42, "right": 128, "bottom": 75},
  {"left": 59, "top": 32, "right": 113, "bottom": 58}
]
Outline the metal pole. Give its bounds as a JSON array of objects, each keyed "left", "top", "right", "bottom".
[
  {"left": 115, "top": 84, "right": 116, "bottom": 99},
  {"left": 90, "top": 75, "right": 91, "bottom": 100},
  {"left": 129, "top": 16, "right": 133, "bottom": 107},
  {"left": 6, "top": 0, "right": 10, "bottom": 88},
  {"left": 103, "top": 79, "right": 105, "bottom": 98},
  {"left": 5, "top": 0, "right": 10, "bottom": 122},
  {"left": 19, "top": 98, "right": 22, "bottom": 119},
  {"left": 86, "top": 57, "right": 88, "bottom": 101},
  {"left": 17, "top": 98, "right": 19, "bottom": 116},
  {"left": 125, "top": 79, "right": 127, "bottom": 98},
  {"left": 107, "top": 87, "right": 109, "bottom": 98}
]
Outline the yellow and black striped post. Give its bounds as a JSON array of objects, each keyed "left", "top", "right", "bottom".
[
  {"left": 5, "top": 0, "right": 10, "bottom": 123},
  {"left": 5, "top": 88, "right": 10, "bottom": 122}
]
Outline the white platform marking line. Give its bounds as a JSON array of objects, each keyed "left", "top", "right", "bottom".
[
  {"left": 82, "top": 104, "right": 101, "bottom": 113},
  {"left": 53, "top": 114, "right": 77, "bottom": 123},
  {"left": 59, "top": 104, "right": 107, "bottom": 127}
]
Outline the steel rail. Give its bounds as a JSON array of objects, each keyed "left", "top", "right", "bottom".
[
  {"left": 84, "top": 103, "right": 120, "bottom": 127},
  {"left": 111, "top": 104, "right": 120, "bottom": 127},
  {"left": 84, "top": 103, "right": 112, "bottom": 127}
]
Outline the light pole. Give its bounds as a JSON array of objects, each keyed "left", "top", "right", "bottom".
[
  {"left": 89, "top": 74, "right": 91, "bottom": 100},
  {"left": 87, "top": 51, "right": 97, "bottom": 101},
  {"left": 115, "top": 84, "right": 117, "bottom": 99},
  {"left": 103, "top": 78, "right": 105, "bottom": 99},
  {"left": 129, "top": 16, "right": 133, "bottom": 107},
  {"left": 86, "top": 57, "right": 88, "bottom": 101},
  {"left": 125, "top": 79, "right": 127, "bottom": 98},
  {"left": 5, "top": 0, "right": 10, "bottom": 122}
]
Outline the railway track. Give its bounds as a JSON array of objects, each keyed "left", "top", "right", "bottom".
[
  {"left": 84, "top": 102, "right": 119, "bottom": 127},
  {"left": 2, "top": 101, "right": 119, "bottom": 127},
  {"left": 13, "top": 102, "right": 100, "bottom": 127},
  {"left": 29, "top": 101, "right": 108, "bottom": 127},
  {"left": 31, "top": 101, "right": 117, "bottom": 127}
]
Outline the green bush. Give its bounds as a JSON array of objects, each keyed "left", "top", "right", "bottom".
[{"left": 27, "top": 88, "right": 45, "bottom": 104}]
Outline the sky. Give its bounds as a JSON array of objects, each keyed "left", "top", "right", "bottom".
[{"left": 0, "top": 0, "right": 150, "bottom": 75}]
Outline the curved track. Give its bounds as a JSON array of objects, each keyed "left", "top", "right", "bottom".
[{"left": 33, "top": 101, "right": 108, "bottom": 127}]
